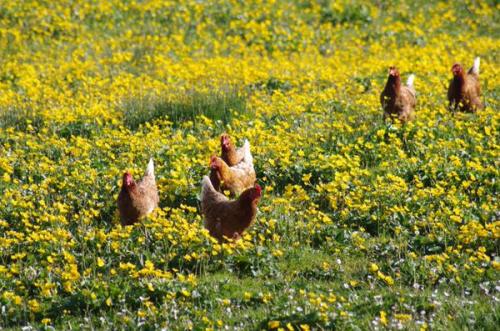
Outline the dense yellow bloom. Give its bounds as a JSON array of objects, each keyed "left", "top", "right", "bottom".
[{"left": 0, "top": 1, "right": 497, "bottom": 329}]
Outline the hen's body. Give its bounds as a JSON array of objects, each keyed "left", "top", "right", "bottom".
[
  {"left": 118, "top": 159, "right": 159, "bottom": 226},
  {"left": 448, "top": 57, "right": 483, "bottom": 113},
  {"left": 201, "top": 176, "right": 261, "bottom": 242},
  {"left": 381, "top": 68, "right": 416, "bottom": 123},
  {"left": 210, "top": 156, "right": 256, "bottom": 196}
]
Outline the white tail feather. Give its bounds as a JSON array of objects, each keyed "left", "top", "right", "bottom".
[
  {"left": 242, "top": 139, "right": 253, "bottom": 163},
  {"left": 472, "top": 57, "right": 480, "bottom": 74},
  {"left": 201, "top": 176, "right": 215, "bottom": 201},
  {"left": 145, "top": 158, "right": 154, "bottom": 177},
  {"left": 406, "top": 74, "right": 415, "bottom": 88}
]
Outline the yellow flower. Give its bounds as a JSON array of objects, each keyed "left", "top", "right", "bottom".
[
  {"left": 384, "top": 275, "right": 395, "bottom": 286},
  {"left": 380, "top": 311, "right": 388, "bottom": 326},
  {"left": 28, "top": 299, "right": 41, "bottom": 312},
  {"left": 302, "top": 173, "right": 312, "bottom": 184},
  {"left": 268, "top": 320, "right": 280, "bottom": 329},
  {"left": 394, "top": 313, "right": 412, "bottom": 322}
]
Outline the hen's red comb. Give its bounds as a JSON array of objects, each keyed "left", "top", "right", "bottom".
[{"left": 255, "top": 184, "right": 262, "bottom": 195}]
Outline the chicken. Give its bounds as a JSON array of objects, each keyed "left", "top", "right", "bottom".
[
  {"left": 117, "top": 158, "right": 159, "bottom": 226},
  {"left": 448, "top": 57, "right": 483, "bottom": 113},
  {"left": 201, "top": 176, "right": 261, "bottom": 242},
  {"left": 380, "top": 67, "right": 416, "bottom": 123},
  {"left": 220, "top": 134, "right": 249, "bottom": 166},
  {"left": 209, "top": 149, "right": 256, "bottom": 196}
]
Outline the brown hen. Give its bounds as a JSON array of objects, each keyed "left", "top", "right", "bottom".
[
  {"left": 201, "top": 176, "right": 261, "bottom": 242},
  {"left": 117, "top": 158, "right": 159, "bottom": 226}
]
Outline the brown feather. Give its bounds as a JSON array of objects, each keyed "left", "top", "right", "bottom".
[
  {"left": 201, "top": 176, "right": 261, "bottom": 242},
  {"left": 448, "top": 62, "right": 483, "bottom": 113},
  {"left": 210, "top": 156, "right": 256, "bottom": 196}
]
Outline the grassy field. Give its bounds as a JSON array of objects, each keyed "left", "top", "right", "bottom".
[{"left": 0, "top": 0, "right": 499, "bottom": 329}]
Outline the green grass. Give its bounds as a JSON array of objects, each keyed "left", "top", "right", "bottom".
[
  {"left": 0, "top": 106, "right": 43, "bottom": 132},
  {"left": 121, "top": 89, "right": 247, "bottom": 130}
]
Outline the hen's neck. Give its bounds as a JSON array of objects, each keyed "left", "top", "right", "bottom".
[
  {"left": 453, "top": 74, "right": 465, "bottom": 89},
  {"left": 237, "top": 193, "right": 258, "bottom": 210},
  {"left": 123, "top": 183, "right": 137, "bottom": 195},
  {"left": 222, "top": 145, "right": 236, "bottom": 163},
  {"left": 236, "top": 199, "right": 258, "bottom": 226},
  {"left": 209, "top": 169, "right": 220, "bottom": 190},
  {"left": 217, "top": 160, "right": 232, "bottom": 180},
  {"left": 386, "top": 76, "right": 402, "bottom": 96}
]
